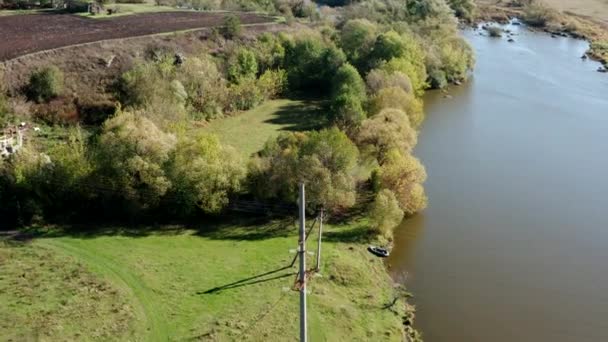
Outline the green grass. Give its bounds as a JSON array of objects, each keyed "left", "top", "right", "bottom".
[
  {"left": 1, "top": 220, "right": 406, "bottom": 340},
  {"left": 0, "top": 239, "right": 138, "bottom": 340},
  {"left": 205, "top": 98, "right": 326, "bottom": 159}
]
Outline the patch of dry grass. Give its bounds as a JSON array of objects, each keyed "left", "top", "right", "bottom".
[{"left": 0, "top": 240, "right": 137, "bottom": 341}]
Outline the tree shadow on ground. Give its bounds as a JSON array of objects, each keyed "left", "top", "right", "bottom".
[
  {"left": 7, "top": 214, "right": 297, "bottom": 242},
  {"left": 194, "top": 216, "right": 297, "bottom": 241},
  {"left": 323, "top": 223, "right": 373, "bottom": 244},
  {"left": 264, "top": 99, "right": 328, "bottom": 132}
]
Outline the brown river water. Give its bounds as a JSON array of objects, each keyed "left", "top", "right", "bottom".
[{"left": 388, "top": 22, "right": 608, "bottom": 341}]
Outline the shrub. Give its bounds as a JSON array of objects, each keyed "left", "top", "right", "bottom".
[
  {"left": 523, "top": 2, "right": 558, "bottom": 27},
  {"left": 358, "top": 108, "right": 417, "bottom": 161},
  {"left": 168, "top": 133, "right": 244, "bottom": 215},
  {"left": 221, "top": 14, "right": 242, "bottom": 39},
  {"left": 257, "top": 69, "right": 287, "bottom": 99},
  {"left": 377, "top": 149, "right": 427, "bottom": 215},
  {"left": 93, "top": 110, "right": 177, "bottom": 211},
  {"left": 180, "top": 56, "right": 228, "bottom": 120},
  {"left": 227, "top": 77, "right": 264, "bottom": 111},
  {"left": 28, "top": 66, "right": 64, "bottom": 103},
  {"left": 369, "top": 189, "right": 404, "bottom": 238},
  {"left": 366, "top": 68, "right": 413, "bottom": 94},
  {"left": 380, "top": 57, "right": 427, "bottom": 97},
  {"left": 283, "top": 34, "right": 346, "bottom": 91},
  {"left": 447, "top": 0, "right": 476, "bottom": 22},
  {"left": 117, "top": 62, "right": 187, "bottom": 124},
  {"left": 227, "top": 48, "right": 259, "bottom": 83},
  {"left": 330, "top": 63, "right": 367, "bottom": 129},
  {"left": 368, "top": 86, "right": 424, "bottom": 128},
  {"left": 340, "top": 19, "right": 378, "bottom": 69},
  {"left": 248, "top": 128, "right": 359, "bottom": 212},
  {"left": 253, "top": 33, "right": 286, "bottom": 72}
]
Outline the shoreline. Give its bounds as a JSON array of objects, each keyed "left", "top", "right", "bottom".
[{"left": 475, "top": 1, "right": 608, "bottom": 67}]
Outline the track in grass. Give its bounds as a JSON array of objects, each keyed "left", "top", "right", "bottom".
[
  {"left": 0, "top": 12, "right": 274, "bottom": 61},
  {"left": 43, "top": 239, "right": 168, "bottom": 341}
]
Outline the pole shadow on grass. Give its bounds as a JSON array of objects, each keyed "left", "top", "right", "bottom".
[{"left": 199, "top": 265, "right": 297, "bottom": 295}]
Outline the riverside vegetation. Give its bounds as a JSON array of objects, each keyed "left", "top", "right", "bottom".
[{"left": 0, "top": 0, "right": 474, "bottom": 339}]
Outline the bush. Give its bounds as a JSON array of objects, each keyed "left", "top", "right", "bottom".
[
  {"left": 248, "top": 128, "right": 359, "bottom": 212},
  {"left": 447, "top": 0, "right": 476, "bottom": 22},
  {"left": 358, "top": 108, "right": 417, "bottom": 161},
  {"left": 330, "top": 63, "right": 367, "bottom": 129},
  {"left": 377, "top": 149, "right": 427, "bottom": 215},
  {"left": 283, "top": 34, "right": 346, "bottom": 91},
  {"left": 257, "top": 69, "right": 287, "bottom": 99},
  {"left": 28, "top": 66, "right": 64, "bottom": 103},
  {"left": 227, "top": 77, "right": 264, "bottom": 111},
  {"left": 368, "top": 86, "right": 424, "bottom": 128},
  {"left": 93, "top": 110, "right": 177, "bottom": 211},
  {"left": 340, "top": 19, "right": 378, "bottom": 69},
  {"left": 221, "top": 14, "right": 242, "bottom": 39},
  {"left": 117, "top": 61, "right": 187, "bottom": 124},
  {"left": 369, "top": 189, "right": 404, "bottom": 238},
  {"left": 523, "top": 2, "right": 558, "bottom": 27},
  {"left": 380, "top": 57, "right": 427, "bottom": 97},
  {"left": 227, "top": 48, "right": 259, "bottom": 83},
  {"left": 180, "top": 56, "right": 228, "bottom": 120},
  {"left": 365, "top": 68, "right": 413, "bottom": 94},
  {"left": 168, "top": 133, "right": 244, "bottom": 215},
  {"left": 253, "top": 33, "right": 286, "bottom": 73}
]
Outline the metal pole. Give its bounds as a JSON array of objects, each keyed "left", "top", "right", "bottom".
[
  {"left": 315, "top": 209, "right": 323, "bottom": 272},
  {"left": 298, "top": 183, "right": 307, "bottom": 342}
]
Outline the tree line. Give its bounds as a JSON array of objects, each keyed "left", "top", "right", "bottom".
[{"left": 0, "top": 0, "right": 474, "bottom": 239}]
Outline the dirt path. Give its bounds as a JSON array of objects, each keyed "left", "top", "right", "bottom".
[{"left": 0, "top": 11, "right": 274, "bottom": 61}]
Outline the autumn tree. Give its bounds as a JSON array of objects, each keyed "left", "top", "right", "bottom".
[
  {"left": 248, "top": 128, "right": 359, "bottom": 211},
  {"left": 376, "top": 149, "right": 427, "bottom": 215},
  {"left": 369, "top": 189, "right": 404, "bottom": 238}
]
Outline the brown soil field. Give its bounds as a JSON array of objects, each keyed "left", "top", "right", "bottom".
[{"left": 0, "top": 11, "right": 273, "bottom": 61}]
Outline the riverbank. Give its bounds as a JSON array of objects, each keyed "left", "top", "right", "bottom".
[{"left": 475, "top": 0, "right": 608, "bottom": 66}]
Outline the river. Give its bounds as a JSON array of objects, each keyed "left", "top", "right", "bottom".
[{"left": 388, "top": 22, "right": 608, "bottom": 341}]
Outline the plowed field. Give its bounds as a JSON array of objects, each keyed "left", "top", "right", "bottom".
[{"left": 0, "top": 12, "right": 273, "bottom": 61}]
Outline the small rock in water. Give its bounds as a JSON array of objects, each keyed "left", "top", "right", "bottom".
[
  {"left": 444, "top": 94, "right": 453, "bottom": 99},
  {"left": 597, "top": 67, "right": 608, "bottom": 73},
  {"left": 508, "top": 38, "right": 515, "bottom": 43},
  {"left": 551, "top": 34, "right": 557, "bottom": 38},
  {"left": 581, "top": 54, "right": 588, "bottom": 60}
]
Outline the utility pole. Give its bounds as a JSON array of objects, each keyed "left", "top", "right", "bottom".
[
  {"left": 298, "top": 183, "right": 307, "bottom": 342},
  {"left": 315, "top": 208, "right": 324, "bottom": 272}
]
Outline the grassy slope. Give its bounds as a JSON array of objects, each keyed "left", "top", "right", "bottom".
[
  {"left": 2, "top": 221, "right": 405, "bottom": 341},
  {"left": 204, "top": 98, "right": 326, "bottom": 160}
]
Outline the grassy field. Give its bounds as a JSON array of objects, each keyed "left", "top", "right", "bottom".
[
  {"left": 204, "top": 98, "right": 326, "bottom": 160},
  {"left": 1, "top": 220, "right": 407, "bottom": 341}
]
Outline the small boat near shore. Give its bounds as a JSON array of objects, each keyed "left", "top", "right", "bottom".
[{"left": 367, "top": 246, "right": 390, "bottom": 258}]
